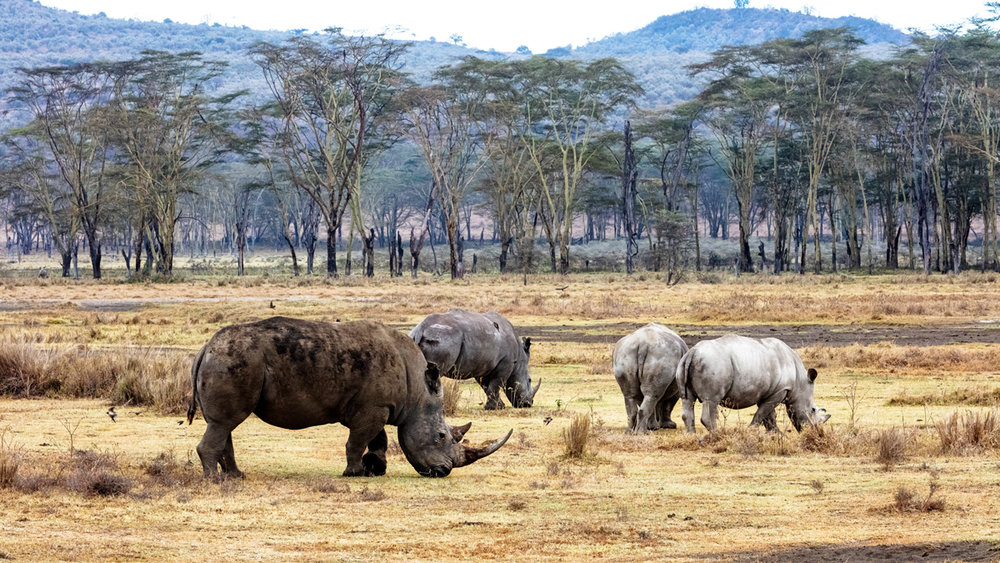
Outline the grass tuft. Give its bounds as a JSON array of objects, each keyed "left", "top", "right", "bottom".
[
  {"left": 441, "top": 379, "right": 462, "bottom": 416},
  {"left": 875, "top": 427, "right": 909, "bottom": 470},
  {"left": 936, "top": 409, "right": 1000, "bottom": 453},
  {"left": 562, "top": 413, "right": 592, "bottom": 458}
]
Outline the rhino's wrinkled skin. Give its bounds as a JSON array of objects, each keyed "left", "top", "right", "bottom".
[
  {"left": 187, "top": 317, "right": 511, "bottom": 478},
  {"left": 612, "top": 323, "right": 688, "bottom": 434},
  {"left": 410, "top": 310, "right": 539, "bottom": 409},
  {"left": 676, "top": 334, "right": 829, "bottom": 433}
]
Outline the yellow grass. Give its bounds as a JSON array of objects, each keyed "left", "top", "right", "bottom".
[{"left": 1, "top": 270, "right": 999, "bottom": 560}]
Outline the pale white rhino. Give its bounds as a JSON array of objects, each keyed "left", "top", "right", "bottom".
[
  {"left": 676, "top": 334, "right": 829, "bottom": 433},
  {"left": 612, "top": 323, "right": 688, "bottom": 434}
]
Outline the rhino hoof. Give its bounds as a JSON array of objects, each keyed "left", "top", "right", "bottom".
[
  {"left": 662, "top": 420, "right": 678, "bottom": 430},
  {"left": 362, "top": 453, "right": 387, "bottom": 476}
]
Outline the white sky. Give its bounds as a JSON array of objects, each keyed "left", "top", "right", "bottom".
[{"left": 38, "top": 0, "right": 995, "bottom": 52}]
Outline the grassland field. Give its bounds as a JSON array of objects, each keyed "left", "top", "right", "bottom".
[{"left": 1, "top": 252, "right": 999, "bottom": 561}]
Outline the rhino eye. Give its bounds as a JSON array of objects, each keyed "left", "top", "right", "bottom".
[{"left": 437, "top": 432, "right": 446, "bottom": 442}]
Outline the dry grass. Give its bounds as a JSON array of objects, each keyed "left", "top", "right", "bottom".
[
  {"left": 441, "top": 379, "right": 462, "bottom": 416},
  {"left": 2, "top": 272, "right": 1000, "bottom": 560},
  {"left": 562, "top": 412, "right": 592, "bottom": 458},
  {"left": 935, "top": 409, "right": 1000, "bottom": 453},
  {"left": 0, "top": 337, "right": 189, "bottom": 413},
  {"left": 889, "top": 385, "right": 1000, "bottom": 407},
  {"left": 875, "top": 427, "right": 910, "bottom": 470},
  {"left": 890, "top": 474, "right": 947, "bottom": 513}
]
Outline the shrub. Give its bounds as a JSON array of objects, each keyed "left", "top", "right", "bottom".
[
  {"left": 562, "top": 413, "right": 592, "bottom": 458},
  {"left": 0, "top": 336, "right": 56, "bottom": 396}
]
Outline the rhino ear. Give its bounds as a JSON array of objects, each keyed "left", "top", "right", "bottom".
[
  {"left": 450, "top": 422, "right": 472, "bottom": 442},
  {"left": 425, "top": 362, "right": 441, "bottom": 395},
  {"left": 522, "top": 337, "right": 532, "bottom": 354},
  {"left": 807, "top": 368, "right": 818, "bottom": 383}
]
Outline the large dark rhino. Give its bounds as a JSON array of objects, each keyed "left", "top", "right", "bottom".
[
  {"left": 676, "top": 334, "right": 830, "bottom": 433},
  {"left": 612, "top": 323, "right": 688, "bottom": 434},
  {"left": 187, "top": 317, "right": 512, "bottom": 478},
  {"left": 409, "top": 309, "right": 539, "bottom": 410}
]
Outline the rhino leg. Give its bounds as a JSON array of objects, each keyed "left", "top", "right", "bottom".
[
  {"left": 700, "top": 401, "right": 720, "bottom": 432},
  {"left": 656, "top": 393, "right": 679, "bottom": 430},
  {"left": 681, "top": 396, "right": 697, "bottom": 434},
  {"left": 622, "top": 395, "right": 640, "bottom": 433},
  {"left": 751, "top": 391, "right": 786, "bottom": 432},
  {"left": 361, "top": 429, "right": 388, "bottom": 477},
  {"left": 635, "top": 394, "right": 659, "bottom": 434},
  {"left": 198, "top": 422, "right": 244, "bottom": 478},
  {"left": 479, "top": 376, "right": 506, "bottom": 410},
  {"left": 343, "top": 408, "right": 390, "bottom": 477}
]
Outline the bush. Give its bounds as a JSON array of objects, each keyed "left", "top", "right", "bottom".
[{"left": 0, "top": 428, "right": 20, "bottom": 489}]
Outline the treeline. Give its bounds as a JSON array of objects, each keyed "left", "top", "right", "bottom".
[{"left": 2, "top": 22, "right": 1000, "bottom": 280}]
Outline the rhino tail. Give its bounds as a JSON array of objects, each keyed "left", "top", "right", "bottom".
[
  {"left": 675, "top": 350, "right": 695, "bottom": 401},
  {"left": 187, "top": 346, "right": 207, "bottom": 425}
]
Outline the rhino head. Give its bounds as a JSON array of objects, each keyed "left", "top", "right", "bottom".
[
  {"left": 786, "top": 368, "right": 831, "bottom": 431},
  {"left": 505, "top": 337, "right": 540, "bottom": 408},
  {"left": 398, "top": 363, "right": 513, "bottom": 477}
]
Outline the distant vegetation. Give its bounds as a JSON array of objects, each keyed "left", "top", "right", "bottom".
[{"left": 7, "top": 0, "right": 994, "bottom": 284}]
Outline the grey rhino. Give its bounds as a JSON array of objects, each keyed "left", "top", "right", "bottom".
[
  {"left": 676, "top": 334, "right": 829, "bottom": 433},
  {"left": 612, "top": 322, "right": 688, "bottom": 434},
  {"left": 409, "top": 309, "right": 539, "bottom": 410},
  {"left": 187, "top": 317, "right": 512, "bottom": 478}
]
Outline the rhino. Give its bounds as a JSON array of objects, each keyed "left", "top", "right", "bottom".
[
  {"left": 612, "top": 323, "right": 688, "bottom": 434},
  {"left": 187, "top": 317, "right": 512, "bottom": 478},
  {"left": 676, "top": 334, "right": 829, "bottom": 433},
  {"left": 410, "top": 309, "right": 539, "bottom": 410}
]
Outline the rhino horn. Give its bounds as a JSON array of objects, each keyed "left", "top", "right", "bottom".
[
  {"left": 453, "top": 429, "right": 513, "bottom": 468},
  {"left": 529, "top": 379, "right": 541, "bottom": 400},
  {"left": 450, "top": 421, "right": 472, "bottom": 442}
]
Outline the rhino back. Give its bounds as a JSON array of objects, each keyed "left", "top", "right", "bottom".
[
  {"left": 414, "top": 310, "right": 506, "bottom": 379},
  {"left": 686, "top": 335, "right": 792, "bottom": 409},
  {"left": 197, "top": 317, "right": 419, "bottom": 430},
  {"left": 613, "top": 323, "right": 686, "bottom": 386}
]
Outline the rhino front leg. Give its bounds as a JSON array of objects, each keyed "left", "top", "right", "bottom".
[
  {"left": 479, "top": 376, "right": 506, "bottom": 410},
  {"left": 751, "top": 390, "right": 787, "bottom": 432},
  {"left": 361, "top": 429, "right": 388, "bottom": 477},
  {"left": 344, "top": 409, "right": 390, "bottom": 477}
]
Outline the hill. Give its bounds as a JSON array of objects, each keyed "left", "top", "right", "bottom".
[{"left": 0, "top": 0, "right": 910, "bottom": 115}]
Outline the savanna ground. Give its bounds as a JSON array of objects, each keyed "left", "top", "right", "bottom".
[{"left": 1, "top": 252, "right": 1000, "bottom": 561}]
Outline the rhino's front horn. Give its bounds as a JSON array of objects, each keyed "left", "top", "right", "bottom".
[
  {"left": 453, "top": 429, "right": 513, "bottom": 468},
  {"left": 529, "top": 379, "right": 541, "bottom": 401}
]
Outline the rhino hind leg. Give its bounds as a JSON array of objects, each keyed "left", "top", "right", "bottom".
[
  {"left": 197, "top": 422, "right": 244, "bottom": 478},
  {"left": 656, "top": 393, "right": 679, "bottom": 430},
  {"left": 622, "top": 395, "right": 640, "bottom": 433},
  {"left": 681, "top": 396, "right": 697, "bottom": 433},
  {"left": 700, "top": 401, "right": 720, "bottom": 432},
  {"left": 361, "top": 429, "right": 388, "bottom": 477}
]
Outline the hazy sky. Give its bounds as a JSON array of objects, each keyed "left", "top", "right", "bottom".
[{"left": 38, "top": 0, "right": 995, "bottom": 52}]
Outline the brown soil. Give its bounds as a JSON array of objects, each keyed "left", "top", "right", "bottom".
[
  {"left": 515, "top": 322, "right": 1000, "bottom": 349},
  {"left": 711, "top": 540, "right": 998, "bottom": 562}
]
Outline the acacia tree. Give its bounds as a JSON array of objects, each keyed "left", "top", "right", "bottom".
[
  {"left": 251, "top": 30, "right": 407, "bottom": 277},
  {"left": 9, "top": 63, "right": 116, "bottom": 278},
  {"left": 401, "top": 59, "right": 495, "bottom": 279},
  {"left": 691, "top": 45, "right": 776, "bottom": 272},
  {"left": 509, "top": 57, "right": 641, "bottom": 274},
  {"left": 106, "top": 51, "right": 237, "bottom": 276}
]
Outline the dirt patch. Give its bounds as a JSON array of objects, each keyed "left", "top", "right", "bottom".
[
  {"left": 516, "top": 322, "right": 1000, "bottom": 349},
  {"left": 707, "top": 540, "right": 998, "bottom": 562}
]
